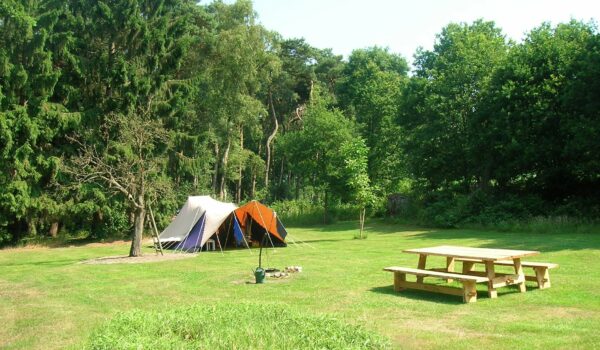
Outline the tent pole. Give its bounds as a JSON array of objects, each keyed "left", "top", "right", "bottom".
[
  {"left": 254, "top": 201, "right": 276, "bottom": 248},
  {"left": 235, "top": 215, "right": 253, "bottom": 254},
  {"left": 192, "top": 216, "right": 203, "bottom": 253},
  {"left": 214, "top": 228, "right": 225, "bottom": 256},
  {"left": 223, "top": 214, "right": 233, "bottom": 249}
]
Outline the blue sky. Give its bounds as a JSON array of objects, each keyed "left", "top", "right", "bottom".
[{"left": 250, "top": 0, "right": 599, "bottom": 65}]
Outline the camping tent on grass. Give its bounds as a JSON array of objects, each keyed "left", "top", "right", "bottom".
[
  {"left": 158, "top": 196, "right": 241, "bottom": 252},
  {"left": 159, "top": 197, "right": 288, "bottom": 252},
  {"left": 235, "top": 200, "right": 287, "bottom": 247}
]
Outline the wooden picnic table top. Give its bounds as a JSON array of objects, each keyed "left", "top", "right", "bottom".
[{"left": 403, "top": 245, "right": 539, "bottom": 261}]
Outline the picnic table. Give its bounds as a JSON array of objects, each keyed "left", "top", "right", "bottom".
[
  {"left": 384, "top": 245, "right": 557, "bottom": 302},
  {"left": 404, "top": 245, "right": 539, "bottom": 298}
]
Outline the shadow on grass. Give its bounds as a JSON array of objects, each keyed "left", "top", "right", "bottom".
[
  {"left": 292, "top": 238, "right": 354, "bottom": 244},
  {"left": 370, "top": 283, "right": 529, "bottom": 304},
  {"left": 340, "top": 218, "right": 600, "bottom": 253},
  {"left": 403, "top": 229, "right": 600, "bottom": 253},
  {"left": 369, "top": 285, "right": 463, "bottom": 305},
  {"left": 0, "top": 257, "right": 86, "bottom": 267}
]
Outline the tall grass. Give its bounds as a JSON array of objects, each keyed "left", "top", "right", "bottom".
[
  {"left": 86, "top": 302, "right": 390, "bottom": 350},
  {"left": 271, "top": 200, "right": 361, "bottom": 226},
  {"left": 483, "top": 216, "right": 600, "bottom": 234}
]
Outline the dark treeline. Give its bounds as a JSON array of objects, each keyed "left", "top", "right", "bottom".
[{"left": 1, "top": 0, "right": 599, "bottom": 247}]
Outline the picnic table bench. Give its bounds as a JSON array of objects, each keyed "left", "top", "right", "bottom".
[
  {"left": 384, "top": 267, "right": 489, "bottom": 303},
  {"left": 456, "top": 258, "right": 558, "bottom": 289},
  {"left": 384, "top": 245, "right": 557, "bottom": 303}
]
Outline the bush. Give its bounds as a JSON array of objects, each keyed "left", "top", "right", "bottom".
[
  {"left": 86, "top": 302, "right": 390, "bottom": 350},
  {"left": 398, "top": 188, "right": 600, "bottom": 233}
]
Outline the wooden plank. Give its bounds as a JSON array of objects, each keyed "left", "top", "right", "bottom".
[
  {"left": 417, "top": 254, "right": 427, "bottom": 283},
  {"left": 404, "top": 245, "right": 539, "bottom": 261},
  {"left": 460, "top": 269, "right": 542, "bottom": 283},
  {"left": 455, "top": 258, "right": 558, "bottom": 269},
  {"left": 495, "top": 261, "right": 558, "bottom": 268},
  {"left": 393, "top": 279, "right": 465, "bottom": 297},
  {"left": 383, "top": 267, "right": 489, "bottom": 283},
  {"left": 148, "top": 205, "right": 163, "bottom": 256},
  {"left": 491, "top": 274, "right": 524, "bottom": 288}
]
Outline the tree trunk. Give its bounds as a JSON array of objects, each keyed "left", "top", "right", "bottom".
[
  {"left": 251, "top": 143, "right": 261, "bottom": 199},
  {"left": 237, "top": 127, "right": 244, "bottom": 203},
  {"left": 359, "top": 207, "right": 366, "bottom": 239},
  {"left": 278, "top": 157, "right": 285, "bottom": 187},
  {"left": 212, "top": 142, "right": 219, "bottom": 196},
  {"left": 49, "top": 222, "right": 59, "bottom": 238},
  {"left": 265, "top": 90, "right": 278, "bottom": 188},
  {"left": 219, "top": 138, "right": 231, "bottom": 200},
  {"left": 129, "top": 198, "right": 145, "bottom": 257},
  {"left": 323, "top": 190, "right": 329, "bottom": 224}
]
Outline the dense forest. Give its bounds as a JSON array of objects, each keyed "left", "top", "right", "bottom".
[{"left": 1, "top": 0, "right": 599, "bottom": 247}]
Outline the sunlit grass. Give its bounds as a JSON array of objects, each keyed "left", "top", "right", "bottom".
[{"left": 1, "top": 219, "right": 600, "bottom": 349}]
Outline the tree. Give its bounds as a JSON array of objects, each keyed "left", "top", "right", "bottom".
[
  {"left": 0, "top": 1, "right": 79, "bottom": 244},
  {"left": 67, "top": 106, "right": 170, "bottom": 256},
  {"left": 61, "top": 0, "right": 196, "bottom": 255},
  {"left": 195, "top": 0, "right": 275, "bottom": 201},
  {"left": 399, "top": 20, "right": 509, "bottom": 191},
  {"left": 483, "top": 20, "right": 600, "bottom": 200},
  {"left": 338, "top": 47, "right": 408, "bottom": 193},
  {"left": 278, "top": 87, "right": 359, "bottom": 219},
  {"left": 339, "top": 139, "right": 374, "bottom": 238}
]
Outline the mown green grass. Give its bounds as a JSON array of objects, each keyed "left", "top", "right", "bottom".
[
  {"left": 1, "top": 219, "right": 600, "bottom": 349},
  {"left": 86, "top": 302, "right": 389, "bottom": 349}
]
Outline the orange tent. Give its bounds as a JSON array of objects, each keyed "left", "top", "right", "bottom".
[{"left": 234, "top": 201, "right": 287, "bottom": 246}]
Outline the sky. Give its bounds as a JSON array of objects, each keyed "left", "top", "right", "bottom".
[{"left": 250, "top": 0, "right": 599, "bottom": 65}]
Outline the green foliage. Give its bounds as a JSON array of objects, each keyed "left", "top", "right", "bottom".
[
  {"left": 86, "top": 302, "right": 390, "bottom": 350},
  {"left": 339, "top": 139, "right": 374, "bottom": 206},
  {"left": 338, "top": 47, "right": 408, "bottom": 193},
  {"left": 0, "top": 1, "right": 80, "bottom": 244},
  {"left": 1, "top": 1, "right": 600, "bottom": 245},
  {"left": 271, "top": 200, "right": 362, "bottom": 226},
  {"left": 401, "top": 19, "right": 509, "bottom": 190},
  {"left": 278, "top": 86, "right": 360, "bottom": 206}
]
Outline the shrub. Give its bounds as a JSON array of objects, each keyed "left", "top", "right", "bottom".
[{"left": 86, "top": 302, "right": 390, "bottom": 350}]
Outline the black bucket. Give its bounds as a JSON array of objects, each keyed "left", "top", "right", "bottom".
[{"left": 254, "top": 267, "right": 265, "bottom": 284}]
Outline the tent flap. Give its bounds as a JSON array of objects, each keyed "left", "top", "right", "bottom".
[{"left": 179, "top": 213, "right": 205, "bottom": 252}]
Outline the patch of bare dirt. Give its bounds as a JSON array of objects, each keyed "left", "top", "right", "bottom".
[{"left": 80, "top": 252, "right": 197, "bottom": 265}]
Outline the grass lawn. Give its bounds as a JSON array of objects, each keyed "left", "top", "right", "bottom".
[{"left": 1, "top": 220, "right": 600, "bottom": 349}]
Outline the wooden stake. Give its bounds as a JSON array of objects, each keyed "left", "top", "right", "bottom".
[{"left": 148, "top": 204, "right": 163, "bottom": 256}]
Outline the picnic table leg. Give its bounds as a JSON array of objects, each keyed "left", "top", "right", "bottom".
[
  {"left": 534, "top": 267, "right": 551, "bottom": 289},
  {"left": 416, "top": 254, "right": 427, "bottom": 283},
  {"left": 513, "top": 258, "right": 527, "bottom": 292},
  {"left": 462, "top": 261, "right": 475, "bottom": 274},
  {"left": 394, "top": 272, "right": 406, "bottom": 292},
  {"left": 462, "top": 281, "right": 478, "bottom": 303},
  {"left": 446, "top": 257, "right": 455, "bottom": 283},
  {"left": 484, "top": 260, "right": 498, "bottom": 299}
]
